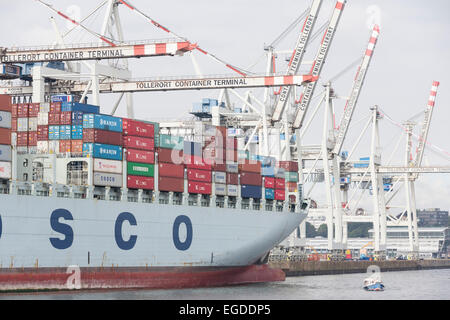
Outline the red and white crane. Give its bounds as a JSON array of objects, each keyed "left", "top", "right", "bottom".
[
  {"left": 292, "top": 1, "right": 346, "bottom": 129},
  {"left": 271, "top": 0, "right": 323, "bottom": 122},
  {"left": 332, "top": 24, "right": 380, "bottom": 155},
  {"left": 0, "top": 40, "right": 195, "bottom": 64}
]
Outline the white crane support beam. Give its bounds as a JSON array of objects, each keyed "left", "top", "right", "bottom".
[
  {"left": 293, "top": 1, "right": 346, "bottom": 129},
  {"left": 342, "top": 166, "right": 450, "bottom": 174},
  {"left": 0, "top": 40, "right": 194, "bottom": 64},
  {"left": 271, "top": 0, "right": 323, "bottom": 122},
  {"left": 0, "top": 74, "right": 316, "bottom": 96},
  {"left": 332, "top": 24, "right": 380, "bottom": 155}
]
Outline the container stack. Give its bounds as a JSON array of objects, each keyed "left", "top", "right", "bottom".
[
  {"left": 123, "top": 118, "right": 155, "bottom": 191},
  {"left": 278, "top": 160, "right": 298, "bottom": 202},
  {"left": 0, "top": 95, "right": 12, "bottom": 179},
  {"left": 82, "top": 113, "right": 123, "bottom": 188},
  {"left": 185, "top": 140, "right": 212, "bottom": 195},
  {"left": 158, "top": 134, "right": 184, "bottom": 192},
  {"left": 239, "top": 159, "right": 262, "bottom": 199}
]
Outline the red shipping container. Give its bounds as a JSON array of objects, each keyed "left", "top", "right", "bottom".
[
  {"left": 11, "top": 104, "right": 18, "bottom": 118},
  {"left": 123, "top": 136, "right": 154, "bottom": 151},
  {"left": 83, "top": 129, "right": 123, "bottom": 145},
  {"left": 0, "top": 127, "right": 11, "bottom": 145},
  {"left": 37, "top": 125, "right": 49, "bottom": 141},
  {"left": 225, "top": 137, "right": 237, "bottom": 150},
  {"left": 158, "top": 176, "right": 184, "bottom": 192},
  {"left": 17, "top": 104, "right": 28, "bottom": 117},
  {"left": 275, "top": 178, "right": 285, "bottom": 190},
  {"left": 188, "top": 181, "right": 212, "bottom": 195},
  {"left": 71, "top": 140, "right": 83, "bottom": 154},
  {"left": 289, "top": 195, "right": 296, "bottom": 203},
  {"left": 275, "top": 189, "right": 285, "bottom": 201},
  {"left": 28, "top": 131, "right": 37, "bottom": 146},
  {"left": 287, "top": 181, "right": 297, "bottom": 192},
  {"left": 157, "top": 147, "right": 184, "bottom": 164},
  {"left": 240, "top": 171, "right": 262, "bottom": 186},
  {"left": 0, "top": 95, "right": 12, "bottom": 112},
  {"left": 59, "top": 140, "right": 71, "bottom": 153},
  {"left": 11, "top": 118, "right": 17, "bottom": 132},
  {"left": 48, "top": 113, "right": 61, "bottom": 125},
  {"left": 28, "top": 103, "right": 40, "bottom": 117},
  {"left": 127, "top": 149, "right": 154, "bottom": 164},
  {"left": 212, "top": 162, "right": 227, "bottom": 172},
  {"left": 60, "top": 111, "right": 72, "bottom": 125},
  {"left": 127, "top": 175, "right": 154, "bottom": 190},
  {"left": 158, "top": 163, "right": 184, "bottom": 178},
  {"left": 16, "top": 132, "right": 27, "bottom": 146},
  {"left": 277, "top": 161, "right": 298, "bottom": 172},
  {"left": 238, "top": 160, "right": 261, "bottom": 173},
  {"left": 187, "top": 168, "right": 212, "bottom": 182},
  {"left": 226, "top": 172, "right": 238, "bottom": 185},
  {"left": 122, "top": 119, "right": 154, "bottom": 138},
  {"left": 264, "top": 177, "right": 275, "bottom": 189},
  {"left": 50, "top": 102, "right": 61, "bottom": 114},
  {"left": 184, "top": 154, "right": 213, "bottom": 170}
]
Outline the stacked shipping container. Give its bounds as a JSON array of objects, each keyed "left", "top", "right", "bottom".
[
  {"left": 158, "top": 134, "right": 184, "bottom": 192},
  {"left": 0, "top": 95, "right": 12, "bottom": 179},
  {"left": 123, "top": 118, "right": 155, "bottom": 190}
]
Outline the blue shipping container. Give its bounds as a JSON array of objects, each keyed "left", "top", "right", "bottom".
[
  {"left": 241, "top": 185, "right": 262, "bottom": 199},
  {"left": 83, "top": 114, "right": 123, "bottom": 132},
  {"left": 265, "top": 188, "right": 275, "bottom": 200},
  {"left": 51, "top": 94, "right": 77, "bottom": 103},
  {"left": 48, "top": 125, "right": 60, "bottom": 140},
  {"left": 71, "top": 125, "right": 83, "bottom": 140},
  {"left": 59, "top": 125, "right": 71, "bottom": 140},
  {"left": 83, "top": 143, "right": 123, "bottom": 160},
  {"left": 354, "top": 163, "right": 369, "bottom": 168},
  {"left": 261, "top": 166, "right": 275, "bottom": 177},
  {"left": 183, "top": 141, "right": 202, "bottom": 156},
  {"left": 61, "top": 102, "right": 99, "bottom": 114}
]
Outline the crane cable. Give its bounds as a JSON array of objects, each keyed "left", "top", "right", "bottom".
[
  {"left": 35, "top": 0, "right": 118, "bottom": 47},
  {"left": 116, "top": 0, "right": 250, "bottom": 77}
]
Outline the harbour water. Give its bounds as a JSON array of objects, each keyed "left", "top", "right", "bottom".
[{"left": 1, "top": 268, "right": 449, "bottom": 300}]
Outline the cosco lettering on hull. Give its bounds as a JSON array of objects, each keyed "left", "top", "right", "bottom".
[{"left": 46, "top": 210, "right": 193, "bottom": 251}]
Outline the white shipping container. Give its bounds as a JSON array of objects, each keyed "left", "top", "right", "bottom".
[
  {"left": 49, "top": 140, "right": 59, "bottom": 154},
  {"left": 214, "top": 171, "right": 226, "bottom": 184},
  {"left": 17, "top": 118, "right": 28, "bottom": 132},
  {"left": 0, "top": 144, "right": 11, "bottom": 161},
  {"left": 215, "top": 183, "right": 227, "bottom": 196},
  {"left": 0, "top": 161, "right": 11, "bottom": 179},
  {"left": 94, "top": 158, "right": 123, "bottom": 174},
  {"left": 37, "top": 112, "right": 49, "bottom": 125},
  {"left": 226, "top": 163, "right": 238, "bottom": 173},
  {"left": 227, "top": 184, "right": 238, "bottom": 197},
  {"left": 0, "top": 111, "right": 12, "bottom": 129},
  {"left": 37, "top": 141, "right": 49, "bottom": 154},
  {"left": 39, "top": 103, "right": 50, "bottom": 113},
  {"left": 28, "top": 117, "right": 38, "bottom": 131},
  {"left": 93, "top": 172, "right": 123, "bottom": 187},
  {"left": 10, "top": 132, "right": 16, "bottom": 146}
]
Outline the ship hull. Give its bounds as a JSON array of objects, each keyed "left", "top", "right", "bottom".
[{"left": 0, "top": 193, "right": 306, "bottom": 290}]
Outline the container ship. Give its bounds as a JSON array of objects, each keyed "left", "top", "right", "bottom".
[{"left": 0, "top": 94, "right": 309, "bottom": 291}]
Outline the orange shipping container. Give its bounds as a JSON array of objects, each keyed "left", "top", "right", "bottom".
[
  {"left": 0, "top": 95, "right": 11, "bottom": 112},
  {"left": 238, "top": 159, "right": 261, "bottom": 173},
  {"left": 0, "top": 127, "right": 11, "bottom": 145},
  {"left": 71, "top": 140, "right": 83, "bottom": 154}
]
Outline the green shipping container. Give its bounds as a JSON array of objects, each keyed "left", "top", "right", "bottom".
[
  {"left": 159, "top": 134, "right": 184, "bottom": 150},
  {"left": 144, "top": 121, "right": 160, "bottom": 147},
  {"left": 127, "top": 162, "right": 154, "bottom": 177},
  {"left": 285, "top": 171, "right": 299, "bottom": 182}
]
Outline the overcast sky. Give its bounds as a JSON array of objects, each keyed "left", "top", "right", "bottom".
[{"left": 2, "top": 0, "right": 450, "bottom": 213}]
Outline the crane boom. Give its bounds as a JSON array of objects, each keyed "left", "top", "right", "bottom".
[
  {"left": 0, "top": 74, "right": 317, "bottom": 95},
  {"left": 271, "top": 0, "right": 323, "bottom": 122},
  {"left": 0, "top": 40, "right": 194, "bottom": 64},
  {"left": 414, "top": 81, "right": 440, "bottom": 167},
  {"left": 332, "top": 24, "right": 380, "bottom": 155},
  {"left": 292, "top": 1, "right": 346, "bottom": 129}
]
